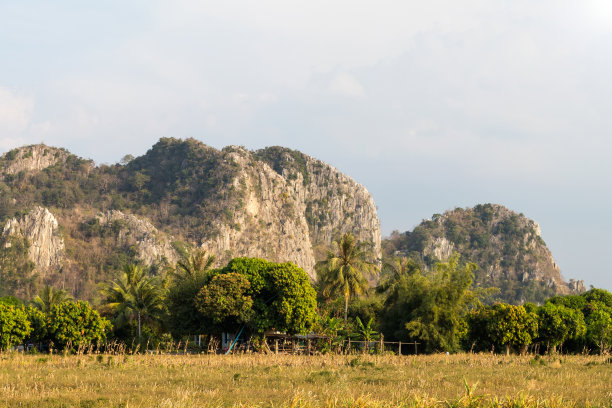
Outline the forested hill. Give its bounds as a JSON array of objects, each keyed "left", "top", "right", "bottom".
[
  {"left": 0, "top": 139, "right": 380, "bottom": 300},
  {"left": 383, "top": 204, "right": 585, "bottom": 304}
]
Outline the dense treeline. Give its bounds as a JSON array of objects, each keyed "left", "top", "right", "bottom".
[{"left": 0, "top": 233, "right": 610, "bottom": 355}]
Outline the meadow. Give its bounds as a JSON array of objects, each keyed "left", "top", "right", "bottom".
[{"left": 0, "top": 353, "right": 609, "bottom": 408}]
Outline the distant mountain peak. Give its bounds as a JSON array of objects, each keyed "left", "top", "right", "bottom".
[{"left": 384, "top": 203, "right": 585, "bottom": 304}]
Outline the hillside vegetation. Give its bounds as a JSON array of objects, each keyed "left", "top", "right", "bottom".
[
  {"left": 383, "top": 204, "right": 584, "bottom": 304},
  {"left": 0, "top": 139, "right": 380, "bottom": 300}
]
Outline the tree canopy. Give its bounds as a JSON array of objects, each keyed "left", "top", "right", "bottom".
[{"left": 316, "top": 233, "right": 378, "bottom": 321}]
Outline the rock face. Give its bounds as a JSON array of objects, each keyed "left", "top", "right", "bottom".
[
  {"left": 0, "top": 138, "right": 381, "bottom": 298},
  {"left": 0, "top": 144, "right": 69, "bottom": 175},
  {"left": 387, "top": 204, "right": 584, "bottom": 303},
  {"left": 2, "top": 206, "right": 64, "bottom": 276},
  {"left": 95, "top": 211, "right": 179, "bottom": 267},
  {"left": 198, "top": 146, "right": 382, "bottom": 278}
]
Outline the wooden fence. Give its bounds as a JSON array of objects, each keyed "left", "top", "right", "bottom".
[{"left": 222, "top": 335, "right": 421, "bottom": 355}]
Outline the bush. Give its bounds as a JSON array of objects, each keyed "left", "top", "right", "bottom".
[
  {"left": 47, "top": 301, "right": 111, "bottom": 349},
  {"left": 0, "top": 304, "right": 31, "bottom": 350}
]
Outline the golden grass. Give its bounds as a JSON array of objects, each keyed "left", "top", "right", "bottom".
[{"left": 0, "top": 353, "right": 609, "bottom": 407}]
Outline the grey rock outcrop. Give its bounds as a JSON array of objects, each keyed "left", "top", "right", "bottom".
[
  {"left": 2, "top": 206, "right": 64, "bottom": 276},
  {"left": 0, "top": 144, "right": 69, "bottom": 175},
  {"left": 198, "top": 146, "right": 381, "bottom": 279},
  {"left": 96, "top": 210, "right": 179, "bottom": 267}
]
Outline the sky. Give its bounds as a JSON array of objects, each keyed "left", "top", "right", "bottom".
[{"left": 1, "top": 1, "right": 611, "bottom": 290}]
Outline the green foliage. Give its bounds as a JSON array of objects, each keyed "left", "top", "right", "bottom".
[
  {"left": 0, "top": 304, "right": 31, "bottom": 350},
  {"left": 352, "top": 316, "right": 379, "bottom": 343},
  {"left": 0, "top": 235, "right": 36, "bottom": 299},
  {"left": 166, "top": 250, "right": 216, "bottom": 337},
  {"left": 124, "top": 138, "right": 244, "bottom": 241},
  {"left": 380, "top": 254, "right": 481, "bottom": 352},
  {"left": 315, "top": 233, "right": 379, "bottom": 321},
  {"left": 537, "top": 302, "right": 586, "bottom": 352},
  {"left": 382, "top": 204, "right": 566, "bottom": 304},
  {"left": 253, "top": 146, "right": 311, "bottom": 186},
  {"left": 586, "top": 308, "right": 612, "bottom": 354},
  {"left": 467, "top": 304, "right": 538, "bottom": 354},
  {"left": 0, "top": 296, "right": 24, "bottom": 307},
  {"left": 539, "top": 289, "right": 612, "bottom": 353},
  {"left": 221, "top": 257, "right": 317, "bottom": 334},
  {"left": 103, "top": 264, "right": 165, "bottom": 339},
  {"left": 24, "top": 306, "right": 48, "bottom": 345},
  {"left": 47, "top": 301, "right": 111, "bottom": 349},
  {"left": 32, "top": 285, "right": 72, "bottom": 313},
  {"left": 377, "top": 257, "right": 421, "bottom": 295},
  {"left": 194, "top": 273, "right": 253, "bottom": 332}
]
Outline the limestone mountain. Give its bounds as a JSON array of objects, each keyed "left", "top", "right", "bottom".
[
  {"left": 383, "top": 204, "right": 585, "bottom": 304},
  {"left": 0, "top": 139, "right": 381, "bottom": 301}
]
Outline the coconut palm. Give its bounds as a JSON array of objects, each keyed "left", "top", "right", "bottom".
[
  {"left": 104, "top": 264, "right": 165, "bottom": 339},
  {"left": 32, "top": 285, "right": 72, "bottom": 313},
  {"left": 166, "top": 250, "right": 216, "bottom": 337},
  {"left": 315, "top": 233, "right": 379, "bottom": 321},
  {"left": 377, "top": 256, "right": 421, "bottom": 295},
  {"left": 174, "top": 250, "right": 215, "bottom": 285}
]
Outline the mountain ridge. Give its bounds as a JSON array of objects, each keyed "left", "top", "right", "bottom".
[{"left": 0, "top": 138, "right": 381, "bottom": 300}]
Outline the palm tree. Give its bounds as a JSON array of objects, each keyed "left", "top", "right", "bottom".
[
  {"left": 315, "top": 233, "right": 379, "bottom": 322},
  {"left": 104, "top": 264, "right": 165, "bottom": 339},
  {"left": 174, "top": 250, "right": 215, "bottom": 285},
  {"left": 376, "top": 256, "right": 421, "bottom": 295},
  {"left": 32, "top": 285, "right": 72, "bottom": 313},
  {"left": 166, "top": 250, "right": 216, "bottom": 337}
]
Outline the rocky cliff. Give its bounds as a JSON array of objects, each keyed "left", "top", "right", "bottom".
[
  {"left": 2, "top": 206, "right": 64, "bottom": 278},
  {"left": 384, "top": 204, "right": 585, "bottom": 304},
  {"left": 124, "top": 141, "right": 381, "bottom": 278},
  {"left": 0, "top": 144, "right": 69, "bottom": 175},
  {"left": 0, "top": 138, "right": 381, "bottom": 298},
  {"left": 95, "top": 210, "right": 179, "bottom": 267}
]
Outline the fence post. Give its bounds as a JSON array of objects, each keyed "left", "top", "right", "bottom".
[
  {"left": 398, "top": 341, "right": 402, "bottom": 355},
  {"left": 380, "top": 334, "right": 384, "bottom": 354},
  {"left": 348, "top": 338, "right": 351, "bottom": 355},
  {"left": 275, "top": 339, "right": 279, "bottom": 355},
  {"left": 307, "top": 339, "right": 311, "bottom": 355},
  {"left": 414, "top": 342, "right": 418, "bottom": 355}
]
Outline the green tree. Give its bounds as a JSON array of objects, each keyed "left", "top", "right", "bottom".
[
  {"left": 586, "top": 307, "right": 612, "bottom": 354},
  {"left": 32, "top": 285, "right": 73, "bottom": 313},
  {"left": 353, "top": 316, "right": 379, "bottom": 353},
  {"left": 0, "top": 304, "right": 31, "bottom": 350},
  {"left": 467, "top": 303, "right": 538, "bottom": 354},
  {"left": 174, "top": 250, "right": 216, "bottom": 284},
  {"left": 315, "top": 233, "right": 378, "bottom": 321},
  {"left": 194, "top": 273, "right": 253, "bottom": 332},
  {"left": 0, "top": 296, "right": 23, "bottom": 307},
  {"left": 24, "top": 306, "right": 48, "bottom": 346},
  {"left": 0, "top": 236, "right": 36, "bottom": 299},
  {"left": 317, "top": 315, "right": 345, "bottom": 351},
  {"left": 537, "top": 302, "right": 586, "bottom": 353},
  {"left": 47, "top": 301, "right": 110, "bottom": 349},
  {"left": 380, "top": 254, "right": 483, "bottom": 352},
  {"left": 104, "top": 264, "right": 165, "bottom": 339},
  {"left": 221, "top": 258, "right": 317, "bottom": 334},
  {"left": 166, "top": 250, "right": 216, "bottom": 337},
  {"left": 376, "top": 256, "right": 420, "bottom": 295}
]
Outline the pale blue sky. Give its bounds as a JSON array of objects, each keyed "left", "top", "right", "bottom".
[{"left": 1, "top": 1, "right": 611, "bottom": 289}]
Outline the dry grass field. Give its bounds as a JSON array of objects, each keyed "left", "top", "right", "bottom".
[{"left": 0, "top": 352, "right": 610, "bottom": 407}]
